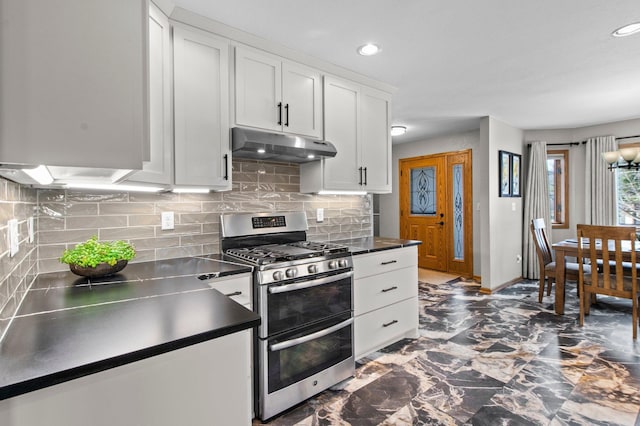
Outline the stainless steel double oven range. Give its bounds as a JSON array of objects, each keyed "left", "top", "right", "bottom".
[{"left": 220, "top": 211, "right": 355, "bottom": 421}]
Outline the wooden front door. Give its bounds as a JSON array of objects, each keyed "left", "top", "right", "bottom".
[{"left": 399, "top": 150, "right": 473, "bottom": 277}]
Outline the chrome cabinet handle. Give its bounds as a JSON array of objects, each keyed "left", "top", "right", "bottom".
[
  {"left": 382, "top": 320, "right": 398, "bottom": 328},
  {"left": 269, "top": 318, "right": 353, "bottom": 351}
]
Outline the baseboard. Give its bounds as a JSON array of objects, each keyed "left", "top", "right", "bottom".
[{"left": 479, "top": 276, "right": 522, "bottom": 294}]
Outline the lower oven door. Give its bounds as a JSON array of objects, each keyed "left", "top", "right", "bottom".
[
  {"left": 258, "top": 313, "right": 355, "bottom": 420},
  {"left": 258, "top": 269, "right": 353, "bottom": 338}
]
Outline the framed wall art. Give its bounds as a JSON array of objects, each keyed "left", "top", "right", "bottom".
[{"left": 498, "top": 150, "right": 522, "bottom": 198}]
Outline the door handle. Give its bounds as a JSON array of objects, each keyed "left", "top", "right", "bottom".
[
  {"left": 438, "top": 221, "right": 444, "bottom": 225},
  {"left": 277, "top": 102, "right": 283, "bottom": 125},
  {"left": 284, "top": 104, "right": 289, "bottom": 127}
]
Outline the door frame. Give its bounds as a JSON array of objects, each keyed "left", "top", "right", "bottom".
[{"left": 399, "top": 149, "right": 473, "bottom": 277}]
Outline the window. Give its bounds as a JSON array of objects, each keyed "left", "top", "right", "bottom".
[
  {"left": 617, "top": 143, "right": 640, "bottom": 225},
  {"left": 547, "top": 150, "right": 568, "bottom": 228}
]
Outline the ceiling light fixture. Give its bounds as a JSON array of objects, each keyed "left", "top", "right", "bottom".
[
  {"left": 357, "top": 43, "right": 381, "bottom": 56},
  {"left": 612, "top": 22, "right": 640, "bottom": 37},
  {"left": 22, "top": 165, "right": 54, "bottom": 185},
  {"left": 390, "top": 126, "right": 407, "bottom": 136},
  {"left": 602, "top": 147, "right": 640, "bottom": 170}
]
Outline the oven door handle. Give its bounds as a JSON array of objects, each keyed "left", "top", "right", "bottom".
[
  {"left": 269, "top": 318, "right": 353, "bottom": 352},
  {"left": 267, "top": 271, "right": 353, "bottom": 294}
]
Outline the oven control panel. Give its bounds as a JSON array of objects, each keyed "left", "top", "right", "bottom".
[{"left": 252, "top": 215, "right": 286, "bottom": 229}]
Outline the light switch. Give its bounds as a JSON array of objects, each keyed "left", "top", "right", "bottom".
[
  {"left": 161, "top": 211, "right": 174, "bottom": 230},
  {"left": 8, "top": 219, "right": 19, "bottom": 257},
  {"left": 316, "top": 208, "right": 324, "bottom": 223}
]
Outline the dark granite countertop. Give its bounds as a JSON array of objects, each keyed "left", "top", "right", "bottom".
[
  {"left": 334, "top": 237, "right": 422, "bottom": 255},
  {"left": 0, "top": 256, "right": 259, "bottom": 401}
]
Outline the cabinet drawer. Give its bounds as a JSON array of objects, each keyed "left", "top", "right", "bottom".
[
  {"left": 354, "top": 267, "right": 417, "bottom": 315},
  {"left": 204, "top": 274, "right": 252, "bottom": 309},
  {"left": 353, "top": 246, "right": 417, "bottom": 280},
  {"left": 354, "top": 298, "right": 418, "bottom": 359}
]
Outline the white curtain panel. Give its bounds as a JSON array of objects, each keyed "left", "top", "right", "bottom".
[
  {"left": 584, "top": 136, "right": 618, "bottom": 225},
  {"left": 523, "top": 141, "right": 551, "bottom": 279}
]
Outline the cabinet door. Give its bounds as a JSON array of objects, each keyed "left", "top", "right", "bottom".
[
  {"left": 173, "top": 26, "right": 231, "bottom": 189},
  {"left": 360, "top": 86, "right": 392, "bottom": 192},
  {"left": 0, "top": 0, "right": 148, "bottom": 169},
  {"left": 235, "top": 47, "right": 282, "bottom": 132},
  {"left": 322, "top": 76, "right": 361, "bottom": 190},
  {"left": 128, "top": 4, "right": 173, "bottom": 185},
  {"left": 282, "top": 62, "right": 322, "bottom": 139}
]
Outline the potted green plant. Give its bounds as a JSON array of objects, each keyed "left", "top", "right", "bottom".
[{"left": 60, "top": 236, "right": 136, "bottom": 278}]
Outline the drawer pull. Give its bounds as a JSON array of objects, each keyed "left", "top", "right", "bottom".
[
  {"left": 381, "top": 286, "right": 398, "bottom": 293},
  {"left": 381, "top": 260, "right": 397, "bottom": 265},
  {"left": 225, "top": 291, "right": 242, "bottom": 297},
  {"left": 382, "top": 319, "right": 398, "bottom": 327}
]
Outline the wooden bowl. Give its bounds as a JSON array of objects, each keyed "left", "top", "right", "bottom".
[{"left": 69, "top": 260, "right": 128, "bottom": 278}]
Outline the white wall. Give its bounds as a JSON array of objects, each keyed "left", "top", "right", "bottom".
[
  {"left": 485, "top": 117, "right": 524, "bottom": 290},
  {"left": 379, "top": 129, "right": 483, "bottom": 278},
  {"left": 524, "top": 117, "right": 640, "bottom": 243}
]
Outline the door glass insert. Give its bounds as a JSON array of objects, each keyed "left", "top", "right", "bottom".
[
  {"left": 453, "top": 164, "right": 464, "bottom": 260},
  {"left": 410, "top": 167, "right": 436, "bottom": 215}
]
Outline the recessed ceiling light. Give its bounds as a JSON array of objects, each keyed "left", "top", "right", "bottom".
[
  {"left": 390, "top": 126, "right": 407, "bottom": 136},
  {"left": 357, "top": 43, "right": 381, "bottom": 56},
  {"left": 612, "top": 22, "right": 640, "bottom": 37}
]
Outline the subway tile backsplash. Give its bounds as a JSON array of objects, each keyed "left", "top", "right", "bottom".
[
  {"left": 35, "top": 160, "right": 373, "bottom": 273},
  {"left": 0, "top": 179, "right": 38, "bottom": 338}
]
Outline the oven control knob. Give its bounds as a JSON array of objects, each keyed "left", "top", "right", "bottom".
[
  {"left": 308, "top": 264, "right": 318, "bottom": 274},
  {"left": 338, "top": 259, "right": 348, "bottom": 268},
  {"left": 286, "top": 268, "right": 298, "bottom": 278},
  {"left": 273, "top": 271, "right": 284, "bottom": 281},
  {"left": 328, "top": 260, "right": 338, "bottom": 270}
]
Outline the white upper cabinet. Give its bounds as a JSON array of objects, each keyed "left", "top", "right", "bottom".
[
  {"left": 300, "top": 76, "right": 392, "bottom": 194},
  {"left": 235, "top": 47, "right": 322, "bottom": 139},
  {"left": 173, "top": 25, "right": 231, "bottom": 190},
  {"left": 128, "top": 3, "right": 173, "bottom": 185},
  {"left": 0, "top": 0, "right": 149, "bottom": 169}
]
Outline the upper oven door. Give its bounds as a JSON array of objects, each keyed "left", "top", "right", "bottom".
[{"left": 258, "top": 270, "right": 353, "bottom": 338}]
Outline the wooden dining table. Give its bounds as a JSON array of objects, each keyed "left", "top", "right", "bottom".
[{"left": 551, "top": 239, "right": 639, "bottom": 315}]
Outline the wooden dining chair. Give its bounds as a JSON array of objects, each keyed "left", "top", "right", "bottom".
[
  {"left": 530, "top": 218, "right": 585, "bottom": 303},
  {"left": 576, "top": 224, "right": 639, "bottom": 339}
]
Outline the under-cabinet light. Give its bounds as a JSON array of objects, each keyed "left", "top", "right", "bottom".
[
  {"left": 172, "top": 188, "right": 210, "bottom": 194},
  {"left": 22, "top": 165, "right": 54, "bottom": 185},
  {"left": 65, "top": 183, "right": 164, "bottom": 192},
  {"left": 318, "top": 190, "right": 367, "bottom": 196},
  {"left": 257, "top": 148, "right": 266, "bottom": 154},
  {"left": 390, "top": 126, "right": 407, "bottom": 136}
]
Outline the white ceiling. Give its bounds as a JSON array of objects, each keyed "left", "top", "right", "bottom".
[{"left": 173, "top": 0, "right": 640, "bottom": 144}]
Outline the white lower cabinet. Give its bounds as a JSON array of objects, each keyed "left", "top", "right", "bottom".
[
  {"left": 205, "top": 274, "right": 252, "bottom": 309},
  {"left": 0, "top": 331, "right": 253, "bottom": 426},
  {"left": 353, "top": 246, "right": 419, "bottom": 360}
]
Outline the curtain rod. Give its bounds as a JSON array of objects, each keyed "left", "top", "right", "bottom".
[{"left": 527, "top": 134, "right": 640, "bottom": 147}]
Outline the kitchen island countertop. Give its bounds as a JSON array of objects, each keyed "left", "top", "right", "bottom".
[
  {"left": 335, "top": 237, "right": 422, "bottom": 255},
  {"left": 0, "top": 255, "right": 259, "bottom": 401}
]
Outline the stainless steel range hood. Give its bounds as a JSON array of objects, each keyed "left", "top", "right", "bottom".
[{"left": 231, "top": 128, "right": 337, "bottom": 163}]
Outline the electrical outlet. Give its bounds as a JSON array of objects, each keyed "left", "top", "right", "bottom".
[
  {"left": 316, "top": 208, "right": 324, "bottom": 223},
  {"left": 8, "top": 219, "right": 19, "bottom": 257},
  {"left": 161, "top": 211, "right": 174, "bottom": 230}
]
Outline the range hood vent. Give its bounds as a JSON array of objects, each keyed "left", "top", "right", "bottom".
[{"left": 231, "top": 128, "right": 337, "bottom": 163}]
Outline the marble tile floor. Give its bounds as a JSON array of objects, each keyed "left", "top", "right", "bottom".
[{"left": 257, "top": 279, "right": 640, "bottom": 425}]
